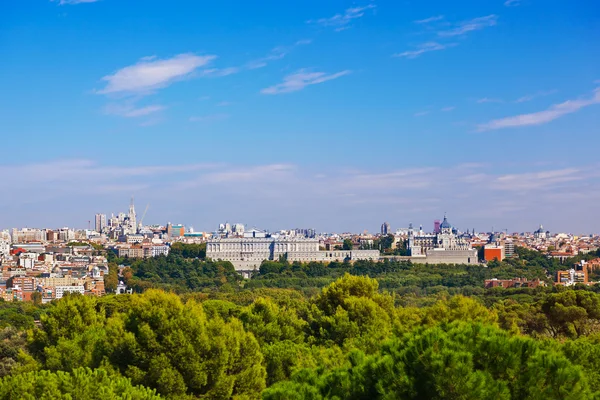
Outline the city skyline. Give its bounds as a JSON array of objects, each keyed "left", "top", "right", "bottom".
[
  {"left": 2, "top": 1, "right": 599, "bottom": 232},
  {"left": 0, "top": 197, "right": 591, "bottom": 236}
]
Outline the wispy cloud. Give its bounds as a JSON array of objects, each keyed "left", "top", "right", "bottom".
[
  {"left": 189, "top": 113, "right": 230, "bottom": 123},
  {"left": 308, "top": 4, "right": 376, "bottom": 31},
  {"left": 246, "top": 46, "right": 289, "bottom": 69},
  {"left": 261, "top": 69, "right": 351, "bottom": 95},
  {"left": 504, "top": 0, "right": 520, "bottom": 6},
  {"left": 393, "top": 42, "right": 456, "bottom": 59},
  {"left": 246, "top": 40, "right": 311, "bottom": 70},
  {"left": 53, "top": 0, "right": 98, "bottom": 5},
  {"left": 478, "top": 87, "right": 600, "bottom": 131},
  {"left": 477, "top": 97, "right": 503, "bottom": 104},
  {"left": 200, "top": 67, "right": 240, "bottom": 77},
  {"left": 441, "top": 106, "right": 455, "bottom": 112},
  {"left": 4, "top": 159, "right": 599, "bottom": 232},
  {"left": 414, "top": 111, "right": 430, "bottom": 117},
  {"left": 216, "top": 101, "right": 233, "bottom": 107},
  {"left": 202, "top": 165, "right": 295, "bottom": 184},
  {"left": 104, "top": 103, "right": 165, "bottom": 118},
  {"left": 514, "top": 89, "right": 557, "bottom": 103},
  {"left": 438, "top": 15, "right": 498, "bottom": 37},
  {"left": 415, "top": 15, "right": 444, "bottom": 24},
  {"left": 98, "top": 53, "right": 216, "bottom": 95},
  {"left": 491, "top": 168, "right": 581, "bottom": 191}
]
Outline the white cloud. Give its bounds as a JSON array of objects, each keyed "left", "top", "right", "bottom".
[
  {"left": 104, "top": 103, "right": 165, "bottom": 118},
  {"left": 261, "top": 69, "right": 351, "bottom": 95},
  {"left": 415, "top": 15, "right": 444, "bottom": 24},
  {"left": 504, "top": 0, "right": 520, "bottom": 6},
  {"left": 216, "top": 101, "right": 233, "bottom": 107},
  {"left": 246, "top": 40, "right": 312, "bottom": 70},
  {"left": 491, "top": 168, "right": 582, "bottom": 191},
  {"left": 438, "top": 15, "right": 498, "bottom": 37},
  {"left": 53, "top": 0, "right": 98, "bottom": 5},
  {"left": 478, "top": 87, "right": 600, "bottom": 131},
  {"left": 393, "top": 42, "right": 456, "bottom": 59},
  {"left": 515, "top": 89, "right": 557, "bottom": 103},
  {"left": 477, "top": 97, "right": 503, "bottom": 104},
  {"left": 414, "top": 111, "right": 430, "bottom": 117},
  {"left": 441, "top": 106, "right": 455, "bottom": 112},
  {"left": 200, "top": 67, "right": 240, "bottom": 77},
  {"left": 3, "top": 159, "right": 599, "bottom": 232},
  {"left": 98, "top": 53, "right": 216, "bottom": 95},
  {"left": 202, "top": 164, "right": 295, "bottom": 184},
  {"left": 308, "top": 4, "right": 376, "bottom": 30}
]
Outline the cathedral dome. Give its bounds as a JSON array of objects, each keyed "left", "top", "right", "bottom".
[{"left": 440, "top": 216, "right": 451, "bottom": 229}]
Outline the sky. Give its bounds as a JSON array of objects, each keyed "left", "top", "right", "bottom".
[{"left": 1, "top": 0, "right": 599, "bottom": 234}]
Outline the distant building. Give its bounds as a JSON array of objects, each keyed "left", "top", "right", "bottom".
[
  {"left": 232, "top": 224, "right": 245, "bottom": 234},
  {"left": 556, "top": 269, "right": 588, "bottom": 286},
  {"left": 11, "top": 228, "right": 45, "bottom": 243},
  {"left": 381, "top": 222, "right": 390, "bottom": 235},
  {"left": 95, "top": 214, "right": 107, "bottom": 233},
  {"left": 243, "top": 229, "right": 267, "bottom": 238},
  {"left": 534, "top": 224, "right": 549, "bottom": 240},
  {"left": 206, "top": 237, "right": 379, "bottom": 277},
  {"left": 55, "top": 285, "right": 85, "bottom": 299},
  {"left": 434, "top": 220, "right": 441, "bottom": 234},
  {"left": 407, "top": 216, "right": 478, "bottom": 265},
  {"left": 484, "top": 278, "right": 545, "bottom": 289},
  {"left": 167, "top": 223, "right": 185, "bottom": 238},
  {"left": 0, "top": 240, "right": 10, "bottom": 259},
  {"left": 484, "top": 245, "right": 505, "bottom": 262},
  {"left": 504, "top": 240, "right": 515, "bottom": 258}
]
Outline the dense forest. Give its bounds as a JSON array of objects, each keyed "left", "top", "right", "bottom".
[{"left": 1, "top": 246, "right": 600, "bottom": 398}]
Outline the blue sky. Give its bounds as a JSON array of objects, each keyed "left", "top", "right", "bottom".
[{"left": 1, "top": 0, "right": 599, "bottom": 233}]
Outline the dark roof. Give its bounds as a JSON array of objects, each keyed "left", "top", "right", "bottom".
[{"left": 440, "top": 216, "right": 451, "bottom": 229}]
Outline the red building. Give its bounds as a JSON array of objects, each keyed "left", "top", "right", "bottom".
[{"left": 484, "top": 245, "right": 505, "bottom": 262}]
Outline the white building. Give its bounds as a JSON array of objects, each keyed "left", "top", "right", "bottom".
[
  {"left": 207, "top": 237, "right": 379, "bottom": 275},
  {"left": 18, "top": 253, "right": 37, "bottom": 269},
  {"left": 55, "top": 285, "right": 85, "bottom": 299},
  {"left": 408, "top": 216, "right": 478, "bottom": 265},
  {"left": 151, "top": 244, "right": 170, "bottom": 257},
  {"left": 534, "top": 224, "right": 550, "bottom": 240},
  {"left": 0, "top": 240, "right": 10, "bottom": 259}
]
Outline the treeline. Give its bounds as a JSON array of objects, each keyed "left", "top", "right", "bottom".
[
  {"left": 2, "top": 275, "right": 600, "bottom": 398},
  {"left": 122, "top": 255, "right": 242, "bottom": 293},
  {"left": 111, "top": 244, "right": 600, "bottom": 297}
]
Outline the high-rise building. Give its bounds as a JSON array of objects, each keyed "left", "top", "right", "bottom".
[
  {"left": 95, "top": 214, "right": 107, "bottom": 233},
  {"left": 128, "top": 197, "right": 137, "bottom": 234},
  {"left": 434, "top": 220, "right": 441, "bottom": 234},
  {"left": 381, "top": 222, "right": 390, "bottom": 235},
  {"left": 504, "top": 240, "right": 515, "bottom": 258}
]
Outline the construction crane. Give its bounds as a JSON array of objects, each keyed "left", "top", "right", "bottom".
[{"left": 138, "top": 204, "right": 150, "bottom": 228}]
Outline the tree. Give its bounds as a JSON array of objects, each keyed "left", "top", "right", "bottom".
[
  {"left": 310, "top": 274, "right": 395, "bottom": 353},
  {"left": 104, "top": 263, "right": 119, "bottom": 293},
  {"left": 342, "top": 239, "right": 353, "bottom": 251},
  {"left": 265, "top": 322, "right": 595, "bottom": 400},
  {"left": 239, "top": 297, "right": 307, "bottom": 346},
  {"left": 103, "top": 290, "right": 266, "bottom": 398},
  {"left": 379, "top": 234, "right": 395, "bottom": 252},
  {"left": 0, "top": 367, "right": 159, "bottom": 399}
]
